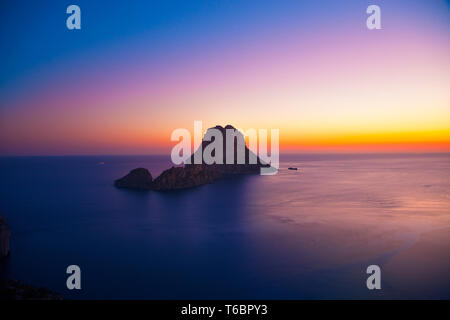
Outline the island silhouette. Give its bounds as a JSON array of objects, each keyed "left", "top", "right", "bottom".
[{"left": 115, "top": 125, "right": 271, "bottom": 191}]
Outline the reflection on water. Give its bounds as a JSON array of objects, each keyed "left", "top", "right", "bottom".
[{"left": 0, "top": 153, "right": 449, "bottom": 299}]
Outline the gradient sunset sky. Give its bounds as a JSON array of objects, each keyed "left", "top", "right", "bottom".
[{"left": 0, "top": 0, "right": 449, "bottom": 155}]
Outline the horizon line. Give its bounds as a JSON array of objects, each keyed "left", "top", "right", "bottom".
[{"left": 1, "top": 151, "right": 450, "bottom": 158}]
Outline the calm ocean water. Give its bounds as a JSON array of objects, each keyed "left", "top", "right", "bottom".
[{"left": 0, "top": 153, "right": 449, "bottom": 299}]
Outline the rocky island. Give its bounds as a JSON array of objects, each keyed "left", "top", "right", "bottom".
[
  {"left": 114, "top": 168, "right": 154, "bottom": 190},
  {"left": 115, "top": 125, "right": 271, "bottom": 191}
]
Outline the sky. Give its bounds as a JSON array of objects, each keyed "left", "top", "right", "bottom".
[{"left": 0, "top": 0, "right": 449, "bottom": 155}]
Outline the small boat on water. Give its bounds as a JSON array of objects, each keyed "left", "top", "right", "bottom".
[{"left": 288, "top": 167, "right": 298, "bottom": 170}]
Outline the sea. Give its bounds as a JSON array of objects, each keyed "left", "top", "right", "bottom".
[{"left": 0, "top": 153, "right": 449, "bottom": 299}]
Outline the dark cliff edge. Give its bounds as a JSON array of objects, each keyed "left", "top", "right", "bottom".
[
  {"left": 0, "top": 214, "right": 10, "bottom": 260},
  {"left": 115, "top": 125, "right": 273, "bottom": 191},
  {"left": 0, "top": 279, "right": 63, "bottom": 300},
  {"left": 0, "top": 214, "right": 62, "bottom": 300}
]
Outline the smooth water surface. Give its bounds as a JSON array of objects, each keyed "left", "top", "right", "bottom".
[{"left": 1, "top": 153, "right": 449, "bottom": 299}]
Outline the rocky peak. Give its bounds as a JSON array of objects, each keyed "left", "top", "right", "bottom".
[
  {"left": 115, "top": 125, "right": 271, "bottom": 191},
  {"left": 114, "top": 168, "right": 153, "bottom": 190}
]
